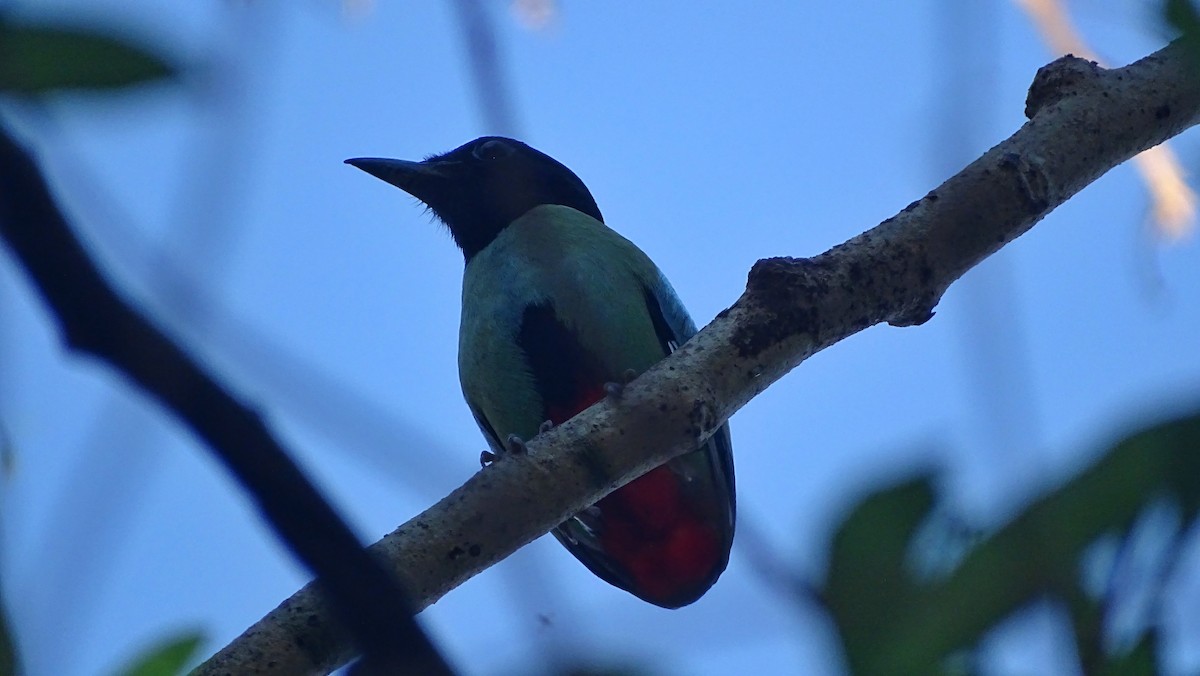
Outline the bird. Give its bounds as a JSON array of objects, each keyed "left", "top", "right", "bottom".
[{"left": 346, "top": 136, "right": 735, "bottom": 608}]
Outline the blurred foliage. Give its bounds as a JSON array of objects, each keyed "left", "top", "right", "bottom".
[
  {"left": 113, "top": 631, "right": 203, "bottom": 676},
  {"left": 1094, "top": 634, "right": 1157, "bottom": 676},
  {"left": 0, "top": 595, "right": 17, "bottom": 676},
  {"left": 1165, "top": 0, "right": 1200, "bottom": 66},
  {"left": 824, "top": 408, "right": 1200, "bottom": 675},
  {"left": 552, "top": 665, "right": 658, "bottom": 676},
  {"left": 505, "top": 666, "right": 657, "bottom": 676},
  {"left": 496, "top": 659, "right": 658, "bottom": 676},
  {"left": 1, "top": 418, "right": 15, "bottom": 676},
  {"left": 0, "top": 18, "right": 173, "bottom": 94},
  {"left": 0, "top": 12, "right": 176, "bottom": 674}
]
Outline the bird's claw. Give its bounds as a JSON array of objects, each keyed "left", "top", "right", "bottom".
[
  {"left": 604, "top": 369, "right": 640, "bottom": 400},
  {"left": 480, "top": 429, "right": 540, "bottom": 467},
  {"left": 480, "top": 433, "right": 530, "bottom": 467},
  {"left": 604, "top": 381, "right": 625, "bottom": 399},
  {"left": 505, "top": 434, "right": 528, "bottom": 455},
  {"left": 538, "top": 419, "right": 554, "bottom": 435}
]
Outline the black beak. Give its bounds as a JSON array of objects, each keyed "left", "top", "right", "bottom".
[{"left": 344, "top": 157, "right": 447, "bottom": 201}]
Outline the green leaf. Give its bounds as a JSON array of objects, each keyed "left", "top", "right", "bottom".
[
  {"left": 825, "top": 408, "right": 1200, "bottom": 676},
  {"left": 1097, "top": 631, "right": 1158, "bottom": 676},
  {"left": 114, "top": 632, "right": 204, "bottom": 676},
  {"left": 1065, "top": 575, "right": 1106, "bottom": 674},
  {"left": 825, "top": 475, "right": 936, "bottom": 641},
  {"left": 1166, "top": 0, "right": 1200, "bottom": 35},
  {"left": 1164, "top": 0, "right": 1200, "bottom": 66},
  {"left": 0, "top": 21, "right": 174, "bottom": 94}
]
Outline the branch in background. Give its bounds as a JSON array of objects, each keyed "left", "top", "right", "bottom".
[
  {"left": 1016, "top": 0, "right": 1197, "bottom": 240},
  {"left": 511, "top": 0, "right": 557, "bottom": 31},
  {"left": 452, "top": 0, "right": 521, "bottom": 137},
  {"left": 196, "top": 40, "right": 1200, "bottom": 674},
  {"left": 0, "top": 127, "right": 452, "bottom": 675},
  {"left": 1133, "top": 147, "right": 1196, "bottom": 238}
]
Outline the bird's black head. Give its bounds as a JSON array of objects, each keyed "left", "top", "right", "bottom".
[{"left": 346, "top": 136, "right": 603, "bottom": 261}]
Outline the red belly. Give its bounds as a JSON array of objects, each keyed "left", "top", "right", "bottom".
[{"left": 547, "top": 384, "right": 722, "bottom": 606}]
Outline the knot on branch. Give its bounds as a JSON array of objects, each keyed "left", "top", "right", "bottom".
[
  {"left": 1026, "top": 55, "right": 1104, "bottom": 119},
  {"left": 887, "top": 303, "right": 935, "bottom": 328},
  {"left": 688, "top": 398, "right": 718, "bottom": 443},
  {"left": 734, "top": 257, "right": 829, "bottom": 358},
  {"left": 998, "top": 152, "right": 1051, "bottom": 216},
  {"left": 746, "top": 256, "right": 827, "bottom": 299}
]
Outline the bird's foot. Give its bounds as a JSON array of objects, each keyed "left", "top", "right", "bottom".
[
  {"left": 505, "top": 433, "right": 528, "bottom": 455},
  {"left": 479, "top": 433, "right": 532, "bottom": 467},
  {"left": 604, "top": 369, "right": 640, "bottom": 401},
  {"left": 538, "top": 419, "right": 554, "bottom": 435}
]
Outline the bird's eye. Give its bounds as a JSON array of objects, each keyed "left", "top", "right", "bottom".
[{"left": 473, "top": 139, "right": 512, "bottom": 161}]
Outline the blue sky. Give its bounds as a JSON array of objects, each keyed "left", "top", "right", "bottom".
[{"left": 3, "top": 1, "right": 1200, "bottom": 674}]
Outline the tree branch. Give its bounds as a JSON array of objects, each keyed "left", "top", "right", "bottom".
[
  {"left": 198, "top": 41, "right": 1200, "bottom": 675},
  {"left": 0, "top": 127, "right": 452, "bottom": 674}
]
